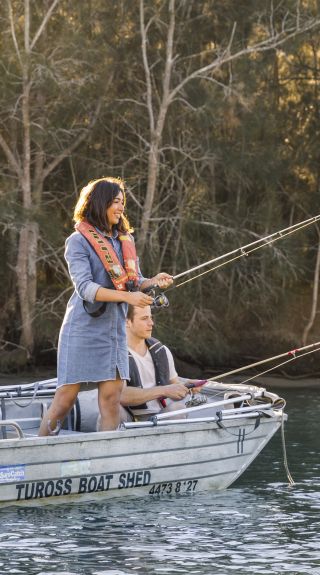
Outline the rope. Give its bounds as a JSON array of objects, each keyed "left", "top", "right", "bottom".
[
  {"left": 281, "top": 411, "right": 295, "bottom": 486},
  {"left": 216, "top": 411, "right": 261, "bottom": 436},
  {"left": 6, "top": 382, "right": 40, "bottom": 408}
]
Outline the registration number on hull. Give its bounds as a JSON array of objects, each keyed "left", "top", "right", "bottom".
[{"left": 149, "top": 479, "right": 198, "bottom": 495}]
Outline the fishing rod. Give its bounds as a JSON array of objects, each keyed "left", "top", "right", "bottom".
[
  {"left": 208, "top": 341, "right": 320, "bottom": 382},
  {"left": 238, "top": 345, "right": 320, "bottom": 386},
  {"left": 167, "top": 213, "right": 320, "bottom": 290}
]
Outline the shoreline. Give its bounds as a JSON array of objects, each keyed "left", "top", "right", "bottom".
[
  {"left": 253, "top": 375, "right": 320, "bottom": 388},
  {"left": 0, "top": 370, "right": 319, "bottom": 388},
  {"left": 0, "top": 370, "right": 56, "bottom": 386}
]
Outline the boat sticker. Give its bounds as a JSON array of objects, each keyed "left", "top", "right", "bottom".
[
  {"left": 0, "top": 465, "right": 25, "bottom": 483},
  {"left": 61, "top": 460, "right": 91, "bottom": 476}
]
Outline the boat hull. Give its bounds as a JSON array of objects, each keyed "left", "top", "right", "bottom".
[{"left": 0, "top": 415, "right": 282, "bottom": 507}]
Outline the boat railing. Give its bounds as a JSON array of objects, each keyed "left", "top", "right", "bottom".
[
  {"left": 154, "top": 391, "right": 265, "bottom": 420},
  {"left": 0, "top": 420, "right": 24, "bottom": 439},
  {"left": 122, "top": 410, "right": 267, "bottom": 428},
  {"left": 0, "top": 378, "right": 57, "bottom": 399},
  {"left": 0, "top": 379, "right": 81, "bottom": 435}
]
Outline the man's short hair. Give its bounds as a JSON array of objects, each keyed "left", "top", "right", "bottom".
[{"left": 127, "top": 304, "right": 135, "bottom": 321}]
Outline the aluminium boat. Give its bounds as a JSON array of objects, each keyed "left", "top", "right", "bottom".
[{"left": 0, "top": 378, "right": 286, "bottom": 507}]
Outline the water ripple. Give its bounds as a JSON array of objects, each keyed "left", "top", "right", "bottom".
[{"left": 0, "top": 388, "right": 320, "bottom": 575}]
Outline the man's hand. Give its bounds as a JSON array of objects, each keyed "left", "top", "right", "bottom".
[
  {"left": 162, "top": 383, "right": 189, "bottom": 400},
  {"left": 185, "top": 379, "right": 208, "bottom": 389}
]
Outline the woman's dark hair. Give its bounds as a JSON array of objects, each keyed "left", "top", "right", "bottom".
[{"left": 73, "top": 177, "right": 132, "bottom": 233}]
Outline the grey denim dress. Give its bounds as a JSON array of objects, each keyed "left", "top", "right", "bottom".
[{"left": 57, "top": 229, "right": 143, "bottom": 387}]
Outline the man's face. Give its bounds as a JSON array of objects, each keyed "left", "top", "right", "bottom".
[{"left": 127, "top": 306, "right": 154, "bottom": 340}]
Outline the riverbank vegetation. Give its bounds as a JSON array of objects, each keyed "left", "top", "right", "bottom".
[{"left": 1, "top": 1, "right": 320, "bottom": 373}]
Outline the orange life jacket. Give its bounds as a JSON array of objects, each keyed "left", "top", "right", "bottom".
[{"left": 76, "top": 220, "right": 139, "bottom": 291}]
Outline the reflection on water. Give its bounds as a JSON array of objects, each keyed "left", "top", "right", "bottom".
[{"left": 0, "top": 388, "right": 320, "bottom": 575}]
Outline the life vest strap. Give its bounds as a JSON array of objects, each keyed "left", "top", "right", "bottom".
[{"left": 76, "top": 220, "right": 139, "bottom": 292}]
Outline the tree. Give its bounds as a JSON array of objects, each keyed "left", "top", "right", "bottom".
[
  {"left": 1, "top": 1, "right": 320, "bottom": 370},
  {"left": 0, "top": 0, "right": 108, "bottom": 356},
  {"left": 135, "top": 0, "right": 320, "bottom": 260}
]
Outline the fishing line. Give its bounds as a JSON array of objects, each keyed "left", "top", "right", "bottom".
[
  {"left": 207, "top": 341, "right": 320, "bottom": 382},
  {"left": 235, "top": 346, "right": 320, "bottom": 385},
  {"left": 200, "top": 344, "right": 320, "bottom": 401},
  {"left": 166, "top": 214, "right": 320, "bottom": 292}
]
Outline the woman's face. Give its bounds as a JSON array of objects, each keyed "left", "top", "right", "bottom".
[{"left": 106, "top": 191, "right": 125, "bottom": 227}]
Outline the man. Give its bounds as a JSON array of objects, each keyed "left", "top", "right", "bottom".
[
  {"left": 80, "top": 305, "right": 205, "bottom": 430},
  {"left": 120, "top": 304, "right": 205, "bottom": 422}
]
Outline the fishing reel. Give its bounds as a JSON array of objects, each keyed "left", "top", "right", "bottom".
[
  {"left": 184, "top": 380, "right": 208, "bottom": 408},
  {"left": 185, "top": 393, "right": 207, "bottom": 408},
  {"left": 150, "top": 290, "right": 169, "bottom": 310},
  {"left": 143, "top": 286, "right": 169, "bottom": 310}
]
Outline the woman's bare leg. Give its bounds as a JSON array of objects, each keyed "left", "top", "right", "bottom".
[
  {"left": 38, "top": 383, "right": 81, "bottom": 436},
  {"left": 98, "top": 379, "right": 124, "bottom": 431}
]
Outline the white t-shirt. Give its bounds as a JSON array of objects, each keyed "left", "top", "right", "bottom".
[{"left": 128, "top": 345, "right": 178, "bottom": 413}]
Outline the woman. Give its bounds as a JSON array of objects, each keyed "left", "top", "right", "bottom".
[{"left": 39, "top": 177, "right": 172, "bottom": 436}]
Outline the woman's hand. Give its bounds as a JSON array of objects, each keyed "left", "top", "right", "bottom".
[
  {"left": 151, "top": 272, "right": 173, "bottom": 289},
  {"left": 126, "top": 291, "right": 154, "bottom": 307}
]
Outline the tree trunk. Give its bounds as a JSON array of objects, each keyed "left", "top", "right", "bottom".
[
  {"left": 302, "top": 234, "right": 320, "bottom": 346},
  {"left": 16, "top": 220, "right": 39, "bottom": 355},
  {"left": 137, "top": 0, "right": 175, "bottom": 259},
  {"left": 137, "top": 140, "right": 159, "bottom": 256}
]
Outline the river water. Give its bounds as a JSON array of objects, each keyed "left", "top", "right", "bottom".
[{"left": 0, "top": 387, "right": 319, "bottom": 575}]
